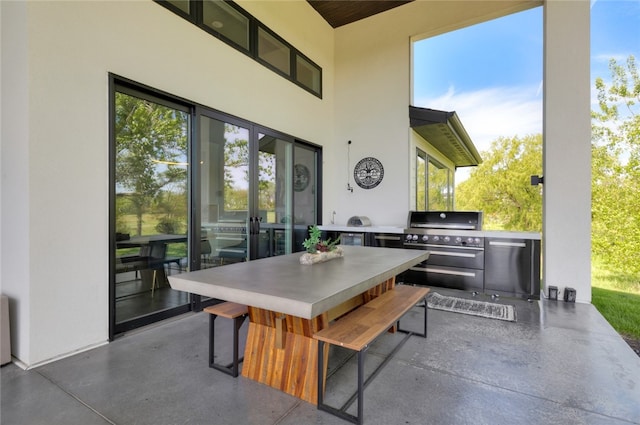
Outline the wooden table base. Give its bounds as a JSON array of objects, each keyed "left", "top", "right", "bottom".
[{"left": 241, "top": 277, "right": 395, "bottom": 404}]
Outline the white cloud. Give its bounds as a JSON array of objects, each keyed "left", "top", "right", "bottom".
[{"left": 415, "top": 84, "right": 543, "bottom": 154}]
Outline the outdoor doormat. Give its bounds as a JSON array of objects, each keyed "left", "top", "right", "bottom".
[{"left": 426, "top": 292, "right": 516, "bottom": 322}]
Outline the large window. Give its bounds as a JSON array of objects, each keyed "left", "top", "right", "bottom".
[
  {"left": 112, "top": 84, "right": 191, "bottom": 333},
  {"left": 159, "top": 0, "right": 322, "bottom": 97},
  {"left": 110, "top": 76, "right": 321, "bottom": 337},
  {"left": 416, "top": 149, "right": 453, "bottom": 210}
]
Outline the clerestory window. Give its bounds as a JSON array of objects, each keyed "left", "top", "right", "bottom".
[{"left": 158, "top": 0, "right": 322, "bottom": 97}]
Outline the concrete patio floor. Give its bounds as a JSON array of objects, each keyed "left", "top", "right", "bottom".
[{"left": 2, "top": 287, "right": 639, "bottom": 425}]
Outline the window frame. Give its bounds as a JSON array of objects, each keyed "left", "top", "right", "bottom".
[
  {"left": 415, "top": 148, "right": 454, "bottom": 211},
  {"left": 109, "top": 73, "right": 322, "bottom": 339},
  {"left": 155, "top": 0, "right": 323, "bottom": 98}
]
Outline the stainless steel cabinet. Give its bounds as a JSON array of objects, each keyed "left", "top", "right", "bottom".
[
  {"left": 370, "top": 233, "right": 404, "bottom": 248},
  {"left": 484, "top": 238, "right": 541, "bottom": 299}
]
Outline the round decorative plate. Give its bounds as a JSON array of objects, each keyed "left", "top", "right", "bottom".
[
  {"left": 294, "top": 164, "right": 310, "bottom": 192},
  {"left": 353, "top": 157, "right": 384, "bottom": 189}
]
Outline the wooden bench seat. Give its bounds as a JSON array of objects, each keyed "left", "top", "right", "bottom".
[
  {"left": 203, "top": 302, "right": 249, "bottom": 377},
  {"left": 313, "top": 285, "right": 430, "bottom": 424}
]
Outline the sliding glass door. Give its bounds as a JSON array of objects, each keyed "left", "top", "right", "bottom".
[
  {"left": 112, "top": 85, "right": 190, "bottom": 333},
  {"left": 110, "top": 76, "right": 321, "bottom": 338},
  {"left": 198, "top": 115, "right": 250, "bottom": 269},
  {"left": 293, "top": 144, "right": 319, "bottom": 248},
  {"left": 195, "top": 114, "right": 295, "bottom": 267},
  {"left": 257, "top": 132, "right": 292, "bottom": 258}
]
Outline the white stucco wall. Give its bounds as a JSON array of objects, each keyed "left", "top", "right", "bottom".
[
  {"left": 1, "top": 0, "right": 32, "bottom": 365},
  {"left": 1, "top": 0, "right": 333, "bottom": 366},
  {"left": 328, "top": 1, "right": 538, "bottom": 227},
  {"left": 543, "top": 0, "right": 592, "bottom": 302}
]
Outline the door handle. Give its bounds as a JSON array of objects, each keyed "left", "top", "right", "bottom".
[{"left": 250, "top": 216, "right": 261, "bottom": 235}]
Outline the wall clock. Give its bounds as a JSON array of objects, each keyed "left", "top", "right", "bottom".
[
  {"left": 353, "top": 157, "right": 384, "bottom": 189},
  {"left": 293, "top": 164, "right": 310, "bottom": 192}
]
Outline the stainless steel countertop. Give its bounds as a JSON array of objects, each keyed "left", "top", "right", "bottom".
[
  {"left": 317, "top": 225, "right": 541, "bottom": 240},
  {"left": 168, "top": 246, "right": 429, "bottom": 319},
  {"left": 317, "top": 225, "right": 405, "bottom": 234}
]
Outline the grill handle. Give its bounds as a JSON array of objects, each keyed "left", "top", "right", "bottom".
[{"left": 409, "top": 266, "right": 478, "bottom": 277}]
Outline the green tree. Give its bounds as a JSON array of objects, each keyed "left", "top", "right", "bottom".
[
  {"left": 592, "top": 55, "right": 640, "bottom": 275},
  {"left": 456, "top": 134, "right": 542, "bottom": 232},
  {"left": 115, "top": 92, "right": 188, "bottom": 235}
]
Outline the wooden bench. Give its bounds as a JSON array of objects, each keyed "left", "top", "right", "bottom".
[
  {"left": 313, "top": 285, "right": 430, "bottom": 425},
  {"left": 203, "top": 302, "right": 249, "bottom": 377}
]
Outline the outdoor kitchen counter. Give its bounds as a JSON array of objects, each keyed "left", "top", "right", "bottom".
[
  {"left": 317, "top": 225, "right": 405, "bottom": 233},
  {"left": 317, "top": 225, "right": 541, "bottom": 240},
  {"left": 168, "top": 246, "right": 429, "bottom": 403},
  {"left": 481, "top": 230, "right": 541, "bottom": 239}
]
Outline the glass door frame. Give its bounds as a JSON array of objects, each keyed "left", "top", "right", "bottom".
[
  {"left": 191, "top": 110, "right": 301, "bottom": 267},
  {"left": 109, "top": 76, "right": 194, "bottom": 338},
  {"left": 109, "top": 75, "right": 323, "bottom": 339}
]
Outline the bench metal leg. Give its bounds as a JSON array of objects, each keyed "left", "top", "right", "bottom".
[
  {"left": 317, "top": 296, "right": 427, "bottom": 424},
  {"left": 397, "top": 295, "right": 428, "bottom": 338},
  {"left": 317, "top": 340, "right": 366, "bottom": 425},
  {"left": 356, "top": 349, "right": 365, "bottom": 424},
  {"left": 209, "top": 313, "right": 247, "bottom": 377}
]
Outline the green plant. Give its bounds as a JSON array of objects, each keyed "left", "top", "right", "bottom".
[
  {"left": 592, "top": 260, "right": 640, "bottom": 340},
  {"left": 302, "top": 226, "right": 340, "bottom": 253}
]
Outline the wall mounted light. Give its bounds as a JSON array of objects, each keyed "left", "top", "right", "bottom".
[{"left": 531, "top": 175, "right": 544, "bottom": 186}]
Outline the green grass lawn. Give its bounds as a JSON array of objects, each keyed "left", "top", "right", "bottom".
[{"left": 591, "top": 260, "right": 640, "bottom": 340}]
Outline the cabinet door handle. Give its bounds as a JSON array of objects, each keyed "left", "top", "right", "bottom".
[
  {"left": 375, "top": 235, "right": 401, "bottom": 241},
  {"left": 429, "top": 251, "right": 477, "bottom": 258},
  {"left": 489, "top": 241, "right": 526, "bottom": 248}
]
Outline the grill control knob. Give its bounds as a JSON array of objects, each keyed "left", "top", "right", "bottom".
[
  {"left": 433, "top": 236, "right": 440, "bottom": 242},
  {"left": 412, "top": 235, "right": 418, "bottom": 241},
  {"left": 474, "top": 238, "right": 482, "bottom": 244},
  {"left": 467, "top": 237, "right": 474, "bottom": 244},
  {"left": 406, "top": 234, "right": 412, "bottom": 241},
  {"left": 422, "top": 235, "right": 429, "bottom": 242},
  {"left": 443, "top": 236, "right": 450, "bottom": 242},
  {"left": 455, "top": 237, "right": 462, "bottom": 243}
]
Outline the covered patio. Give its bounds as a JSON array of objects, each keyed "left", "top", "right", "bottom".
[{"left": 3, "top": 288, "right": 639, "bottom": 425}]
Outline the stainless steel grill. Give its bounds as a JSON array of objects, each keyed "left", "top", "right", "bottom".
[{"left": 402, "top": 211, "right": 485, "bottom": 291}]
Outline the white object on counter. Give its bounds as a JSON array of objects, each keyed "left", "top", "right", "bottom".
[{"left": 346, "top": 216, "right": 372, "bottom": 227}]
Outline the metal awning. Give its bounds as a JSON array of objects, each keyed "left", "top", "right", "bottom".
[{"left": 409, "top": 106, "right": 482, "bottom": 167}]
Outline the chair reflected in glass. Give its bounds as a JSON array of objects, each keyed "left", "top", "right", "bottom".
[
  {"left": 201, "top": 239, "right": 216, "bottom": 268},
  {"left": 146, "top": 243, "right": 167, "bottom": 297}
]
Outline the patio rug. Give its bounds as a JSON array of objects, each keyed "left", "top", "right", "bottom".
[{"left": 426, "top": 292, "right": 516, "bottom": 322}]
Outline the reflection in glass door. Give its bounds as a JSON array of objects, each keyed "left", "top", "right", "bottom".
[
  {"left": 293, "top": 144, "right": 318, "bottom": 249},
  {"left": 257, "top": 133, "right": 292, "bottom": 258},
  {"left": 111, "top": 81, "right": 322, "bottom": 337},
  {"left": 199, "top": 116, "right": 250, "bottom": 269},
  {"left": 113, "top": 88, "right": 190, "bottom": 331}
]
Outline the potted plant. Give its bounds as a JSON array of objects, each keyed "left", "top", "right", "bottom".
[{"left": 300, "top": 226, "right": 343, "bottom": 264}]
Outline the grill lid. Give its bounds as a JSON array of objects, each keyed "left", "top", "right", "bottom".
[{"left": 407, "top": 211, "right": 483, "bottom": 231}]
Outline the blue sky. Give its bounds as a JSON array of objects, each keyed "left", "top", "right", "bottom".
[{"left": 413, "top": 0, "right": 640, "bottom": 178}]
